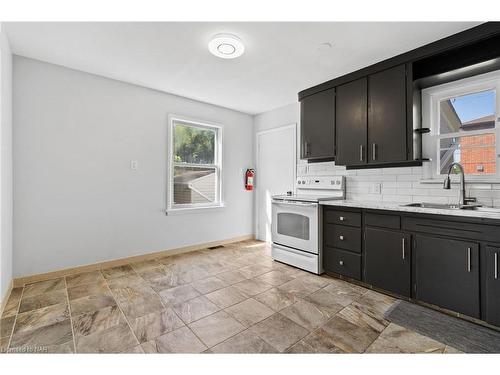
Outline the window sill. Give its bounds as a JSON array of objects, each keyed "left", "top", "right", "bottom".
[{"left": 165, "top": 204, "right": 226, "bottom": 216}]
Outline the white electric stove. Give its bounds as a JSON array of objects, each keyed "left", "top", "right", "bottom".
[{"left": 271, "top": 176, "right": 345, "bottom": 274}]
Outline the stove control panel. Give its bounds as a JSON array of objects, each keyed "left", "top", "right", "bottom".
[{"left": 296, "top": 176, "right": 345, "bottom": 190}]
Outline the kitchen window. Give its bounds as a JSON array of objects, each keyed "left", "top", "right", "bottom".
[
  {"left": 422, "top": 70, "right": 500, "bottom": 181},
  {"left": 167, "top": 115, "right": 223, "bottom": 213}
]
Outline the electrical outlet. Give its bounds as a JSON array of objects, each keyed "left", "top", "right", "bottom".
[
  {"left": 130, "top": 160, "right": 138, "bottom": 170},
  {"left": 371, "top": 182, "right": 381, "bottom": 194}
]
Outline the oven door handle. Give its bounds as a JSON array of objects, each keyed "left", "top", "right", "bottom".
[
  {"left": 272, "top": 201, "right": 318, "bottom": 207},
  {"left": 272, "top": 243, "right": 317, "bottom": 258}
]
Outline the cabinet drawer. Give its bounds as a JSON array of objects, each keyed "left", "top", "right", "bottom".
[
  {"left": 324, "top": 224, "right": 361, "bottom": 253},
  {"left": 324, "top": 209, "right": 361, "bottom": 227},
  {"left": 324, "top": 247, "right": 361, "bottom": 280},
  {"left": 403, "top": 216, "right": 500, "bottom": 242},
  {"left": 365, "top": 212, "right": 400, "bottom": 230}
]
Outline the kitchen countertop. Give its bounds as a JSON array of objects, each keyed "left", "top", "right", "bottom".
[{"left": 320, "top": 199, "right": 500, "bottom": 221}]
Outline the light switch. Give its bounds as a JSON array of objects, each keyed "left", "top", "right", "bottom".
[{"left": 130, "top": 160, "right": 138, "bottom": 170}]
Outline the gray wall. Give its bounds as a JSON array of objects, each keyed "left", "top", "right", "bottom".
[
  {"left": 1, "top": 24, "right": 13, "bottom": 301},
  {"left": 13, "top": 56, "right": 254, "bottom": 277}
]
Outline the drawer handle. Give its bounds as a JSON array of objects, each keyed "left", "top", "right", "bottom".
[
  {"left": 339, "top": 260, "right": 344, "bottom": 266},
  {"left": 339, "top": 235, "right": 344, "bottom": 241},
  {"left": 339, "top": 216, "right": 345, "bottom": 221},
  {"left": 467, "top": 247, "right": 471, "bottom": 272},
  {"left": 495, "top": 252, "right": 498, "bottom": 280}
]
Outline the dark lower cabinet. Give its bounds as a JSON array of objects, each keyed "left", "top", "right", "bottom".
[
  {"left": 323, "top": 247, "right": 361, "bottom": 280},
  {"left": 300, "top": 88, "right": 335, "bottom": 160},
  {"left": 483, "top": 246, "right": 500, "bottom": 326},
  {"left": 364, "top": 228, "right": 411, "bottom": 297},
  {"left": 414, "top": 234, "right": 480, "bottom": 318},
  {"left": 323, "top": 206, "right": 500, "bottom": 328}
]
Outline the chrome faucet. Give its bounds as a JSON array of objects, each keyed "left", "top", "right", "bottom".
[{"left": 443, "top": 162, "right": 476, "bottom": 206}]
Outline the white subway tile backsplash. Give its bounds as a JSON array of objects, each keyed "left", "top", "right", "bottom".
[
  {"left": 468, "top": 184, "right": 492, "bottom": 190},
  {"left": 412, "top": 167, "right": 424, "bottom": 175},
  {"left": 397, "top": 188, "right": 429, "bottom": 196},
  {"left": 382, "top": 167, "right": 414, "bottom": 175},
  {"left": 382, "top": 195, "right": 412, "bottom": 203},
  {"left": 412, "top": 195, "right": 449, "bottom": 204},
  {"left": 356, "top": 168, "right": 383, "bottom": 175},
  {"left": 476, "top": 198, "right": 494, "bottom": 207},
  {"left": 396, "top": 174, "right": 422, "bottom": 182},
  {"left": 381, "top": 188, "right": 397, "bottom": 195},
  {"left": 345, "top": 193, "right": 382, "bottom": 202},
  {"left": 298, "top": 163, "right": 500, "bottom": 207}
]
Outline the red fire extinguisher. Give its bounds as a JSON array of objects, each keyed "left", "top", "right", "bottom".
[{"left": 245, "top": 169, "right": 255, "bottom": 191}]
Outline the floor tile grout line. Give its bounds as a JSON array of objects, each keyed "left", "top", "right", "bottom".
[
  {"left": 131, "top": 256, "right": 229, "bottom": 351},
  {"left": 9, "top": 243, "right": 378, "bottom": 354},
  {"left": 63, "top": 277, "right": 77, "bottom": 353},
  {"left": 127, "top": 245, "right": 274, "bottom": 350},
  {"left": 6, "top": 285, "right": 26, "bottom": 351},
  {"left": 100, "top": 269, "right": 142, "bottom": 352},
  {"left": 207, "top": 277, "right": 359, "bottom": 353}
]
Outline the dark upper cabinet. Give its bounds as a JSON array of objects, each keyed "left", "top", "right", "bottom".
[
  {"left": 335, "top": 65, "right": 409, "bottom": 167},
  {"left": 414, "top": 234, "right": 480, "bottom": 318},
  {"left": 300, "top": 88, "right": 335, "bottom": 160},
  {"left": 368, "top": 65, "right": 408, "bottom": 163},
  {"left": 483, "top": 246, "right": 500, "bottom": 326},
  {"left": 364, "top": 227, "right": 411, "bottom": 297},
  {"left": 335, "top": 78, "right": 368, "bottom": 166}
]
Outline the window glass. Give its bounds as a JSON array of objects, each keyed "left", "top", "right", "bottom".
[
  {"left": 173, "top": 166, "right": 217, "bottom": 205},
  {"left": 439, "top": 134, "right": 496, "bottom": 175},
  {"left": 173, "top": 123, "right": 215, "bottom": 164},
  {"left": 169, "top": 119, "right": 221, "bottom": 210},
  {"left": 439, "top": 90, "right": 496, "bottom": 135}
]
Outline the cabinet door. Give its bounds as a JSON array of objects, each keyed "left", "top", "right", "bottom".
[
  {"left": 368, "top": 65, "right": 407, "bottom": 163},
  {"left": 300, "top": 88, "right": 335, "bottom": 160},
  {"left": 364, "top": 228, "right": 410, "bottom": 297},
  {"left": 414, "top": 234, "right": 480, "bottom": 318},
  {"left": 483, "top": 246, "right": 500, "bottom": 326},
  {"left": 335, "top": 78, "right": 367, "bottom": 166}
]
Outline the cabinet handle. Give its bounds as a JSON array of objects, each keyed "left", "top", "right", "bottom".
[
  {"left": 495, "top": 252, "right": 498, "bottom": 279},
  {"left": 304, "top": 142, "right": 310, "bottom": 156},
  {"left": 467, "top": 247, "right": 471, "bottom": 272},
  {"left": 359, "top": 145, "right": 364, "bottom": 162},
  {"left": 372, "top": 143, "right": 377, "bottom": 161},
  {"left": 339, "top": 216, "right": 345, "bottom": 221},
  {"left": 339, "top": 235, "right": 344, "bottom": 241},
  {"left": 402, "top": 237, "right": 405, "bottom": 260}
]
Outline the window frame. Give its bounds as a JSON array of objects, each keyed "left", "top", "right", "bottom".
[
  {"left": 166, "top": 114, "right": 223, "bottom": 214},
  {"left": 421, "top": 70, "right": 500, "bottom": 182}
]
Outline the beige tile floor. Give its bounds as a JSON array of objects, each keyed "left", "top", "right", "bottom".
[{"left": 0, "top": 240, "right": 462, "bottom": 354}]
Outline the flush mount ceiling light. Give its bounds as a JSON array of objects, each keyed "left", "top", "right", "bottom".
[{"left": 208, "top": 33, "right": 245, "bottom": 59}]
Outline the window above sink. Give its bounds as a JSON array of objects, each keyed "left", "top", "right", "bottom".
[{"left": 422, "top": 69, "right": 500, "bottom": 182}]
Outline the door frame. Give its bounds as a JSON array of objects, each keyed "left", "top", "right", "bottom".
[{"left": 255, "top": 123, "right": 297, "bottom": 242}]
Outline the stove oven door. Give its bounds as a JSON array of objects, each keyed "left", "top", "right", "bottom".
[{"left": 271, "top": 200, "right": 319, "bottom": 254}]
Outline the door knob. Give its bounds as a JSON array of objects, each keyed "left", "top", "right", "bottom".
[
  {"left": 339, "top": 260, "right": 344, "bottom": 266},
  {"left": 339, "top": 235, "right": 344, "bottom": 240}
]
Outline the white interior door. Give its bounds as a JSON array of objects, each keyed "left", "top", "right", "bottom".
[{"left": 256, "top": 124, "right": 296, "bottom": 242}]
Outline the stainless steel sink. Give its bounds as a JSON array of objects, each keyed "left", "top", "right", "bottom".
[{"left": 402, "top": 202, "right": 482, "bottom": 210}]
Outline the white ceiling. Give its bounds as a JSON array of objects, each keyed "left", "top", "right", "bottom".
[{"left": 5, "top": 22, "right": 481, "bottom": 115}]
